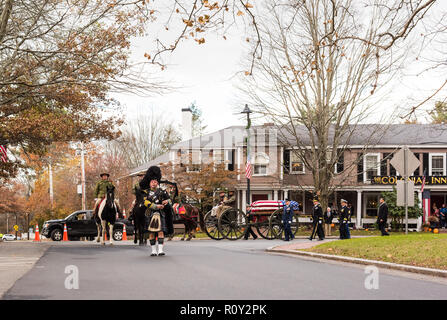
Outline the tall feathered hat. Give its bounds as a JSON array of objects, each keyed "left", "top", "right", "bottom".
[{"left": 139, "top": 166, "right": 162, "bottom": 189}]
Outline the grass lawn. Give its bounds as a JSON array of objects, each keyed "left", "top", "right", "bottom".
[{"left": 304, "top": 233, "right": 447, "bottom": 270}]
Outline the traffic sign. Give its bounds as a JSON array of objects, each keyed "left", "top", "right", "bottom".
[
  {"left": 13, "top": 225, "right": 19, "bottom": 231},
  {"left": 396, "top": 180, "right": 415, "bottom": 207},
  {"left": 390, "top": 148, "right": 420, "bottom": 177}
]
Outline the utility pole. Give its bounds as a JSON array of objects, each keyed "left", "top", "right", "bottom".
[
  {"left": 80, "top": 142, "right": 86, "bottom": 211},
  {"left": 404, "top": 145, "right": 409, "bottom": 235},
  {"left": 49, "top": 159, "right": 54, "bottom": 209}
]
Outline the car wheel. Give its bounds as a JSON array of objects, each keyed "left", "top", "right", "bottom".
[
  {"left": 113, "top": 229, "right": 123, "bottom": 241},
  {"left": 50, "top": 229, "right": 63, "bottom": 241}
]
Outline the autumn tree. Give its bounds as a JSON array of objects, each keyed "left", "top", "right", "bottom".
[
  {"left": 103, "top": 109, "right": 182, "bottom": 170},
  {"left": 429, "top": 101, "right": 447, "bottom": 124},
  {"left": 0, "top": 0, "right": 167, "bottom": 179},
  {"left": 241, "top": 0, "right": 437, "bottom": 210}
]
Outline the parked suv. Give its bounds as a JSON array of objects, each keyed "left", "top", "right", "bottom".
[{"left": 42, "top": 210, "right": 134, "bottom": 241}]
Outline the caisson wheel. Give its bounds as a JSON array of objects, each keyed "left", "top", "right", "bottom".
[
  {"left": 255, "top": 214, "right": 276, "bottom": 240},
  {"left": 270, "top": 209, "right": 300, "bottom": 239},
  {"left": 218, "top": 208, "right": 247, "bottom": 240},
  {"left": 203, "top": 211, "right": 224, "bottom": 240}
]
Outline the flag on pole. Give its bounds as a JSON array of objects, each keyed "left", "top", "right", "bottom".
[
  {"left": 245, "top": 159, "right": 252, "bottom": 179},
  {"left": 421, "top": 170, "right": 426, "bottom": 193},
  {"left": 0, "top": 145, "right": 7, "bottom": 163}
]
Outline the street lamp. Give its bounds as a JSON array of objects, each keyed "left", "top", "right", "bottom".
[{"left": 241, "top": 104, "right": 252, "bottom": 206}]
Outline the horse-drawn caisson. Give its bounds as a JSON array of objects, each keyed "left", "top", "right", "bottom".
[{"left": 203, "top": 200, "right": 301, "bottom": 241}]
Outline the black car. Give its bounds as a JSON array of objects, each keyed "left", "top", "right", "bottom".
[{"left": 42, "top": 210, "right": 134, "bottom": 241}]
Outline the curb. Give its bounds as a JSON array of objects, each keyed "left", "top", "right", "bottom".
[{"left": 266, "top": 246, "right": 447, "bottom": 278}]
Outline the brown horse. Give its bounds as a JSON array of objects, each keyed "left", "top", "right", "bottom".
[{"left": 171, "top": 203, "right": 205, "bottom": 241}]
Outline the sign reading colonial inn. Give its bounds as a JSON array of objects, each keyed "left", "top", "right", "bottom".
[{"left": 372, "top": 176, "right": 447, "bottom": 185}]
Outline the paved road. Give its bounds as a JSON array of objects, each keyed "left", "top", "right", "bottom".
[{"left": 3, "top": 239, "right": 447, "bottom": 299}]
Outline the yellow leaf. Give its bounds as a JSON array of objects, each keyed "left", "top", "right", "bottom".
[
  {"left": 244, "top": 71, "right": 251, "bottom": 76},
  {"left": 237, "top": 10, "right": 244, "bottom": 16},
  {"left": 245, "top": 2, "right": 253, "bottom": 8}
]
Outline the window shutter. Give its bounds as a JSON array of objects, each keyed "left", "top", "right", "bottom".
[
  {"left": 381, "top": 153, "right": 389, "bottom": 176},
  {"left": 423, "top": 153, "right": 429, "bottom": 176},
  {"left": 414, "top": 153, "right": 420, "bottom": 176},
  {"left": 228, "top": 150, "right": 235, "bottom": 171},
  {"left": 283, "top": 149, "right": 290, "bottom": 174},
  {"left": 357, "top": 153, "right": 363, "bottom": 182},
  {"left": 336, "top": 151, "right": 344, "bottom": 173}
]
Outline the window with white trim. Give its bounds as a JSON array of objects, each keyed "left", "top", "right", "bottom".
[
  {"left": 429, "top": 153, "right": 446, "bottom": 176},
  {"left": 364, "top": 153, "right": 380, "bottom": 182},
  {"left": 253, "top": 152, "right": 269, "bottom": 175},
  {"left": 290, "top": 151, "right": 305, "bottom": 174},
  {"left": 187, "top": 150, "right": 201, "bottom": 172}
]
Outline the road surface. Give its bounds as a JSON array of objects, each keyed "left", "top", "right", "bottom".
[{"left": 2, "top": 239, "right": 447, "bottom": 299}]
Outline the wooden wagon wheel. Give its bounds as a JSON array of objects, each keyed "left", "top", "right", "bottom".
[
  {"left": 254, "top": 213, "right": 276, "bottom": 240},
  {"left": 269, "top": 209, "right": 300, "bottom": 240},
  {"left": 203, "top": 210, "right": 224, "bottom": 240},
  {"left": 218, "top": 208, "right": 247, "bottom": 240}
]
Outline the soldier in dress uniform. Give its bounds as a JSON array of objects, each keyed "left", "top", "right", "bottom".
[
  {"left": 339, "top": 199, "right": 349, "bottom": 239},
  {"left": 309, "top": 199, "right": 325, "bottom": 241},
  {"left": 283, "top": 198, "right": 300, "bottom": 241},
  {"left": 93, "top": 173, "right": 121, "bottom": 217}
]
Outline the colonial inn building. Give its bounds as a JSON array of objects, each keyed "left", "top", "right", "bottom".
[{"left": 128, "top": 110, "right": 447, "bottom": 230}]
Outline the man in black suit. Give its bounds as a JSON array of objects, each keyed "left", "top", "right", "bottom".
[{"left": 377, "top": 197, "right": 390, "bottom": 236}]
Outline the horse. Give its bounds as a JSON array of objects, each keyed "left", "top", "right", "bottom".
[
  {"left": 171, "top": 203, "right": 205, "bottom": 241},
  {"left": 129, "top": 197, "right": 148, "bottom": 246},
  {"left": 95, "top": 185, "right": 120, "bottom": 245}
]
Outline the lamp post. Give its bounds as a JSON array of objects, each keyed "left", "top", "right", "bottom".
[{"left": 241, "top": 104, "right": 252, "bottom": 206}]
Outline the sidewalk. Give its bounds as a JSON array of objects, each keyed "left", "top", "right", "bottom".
[
  {"left": 267, "top": 238, "right": 447, "bottom": 278},
  {"left": 0, "top": 241, "right": 50, "bottom": 298}
]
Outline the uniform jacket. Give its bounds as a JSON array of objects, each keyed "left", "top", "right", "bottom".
[
  {"left": 312, "top": 204, "right": 323, "bottom": 222},
  {"left": 339, "top": 206, "right": 349, "bottom": 224},
  {"left": 144, "top": 187, "right": 174, "bottom": 235},
  {"left": 282, "top": 201, "right": 300, "bottom": 217},
  {"left": 94, "top": 180, "right": 115, "bottom": 199}
]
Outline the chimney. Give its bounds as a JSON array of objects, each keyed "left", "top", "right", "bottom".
[{"left": 181, "top": 107, "right": 193, "bottom": 140}]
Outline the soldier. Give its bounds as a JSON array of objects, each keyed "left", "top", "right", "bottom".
[
  {"left": 93, "top": 173, "right": 121, "bottom": 218},
  {"left": 339, "top": 199, "right": 349, "bottom": 239},
  {"left": 309, "top": 199, "right": 325, "bottom": 241},
  {"left": 282, "top": 198, "right": 299, "bottom": 241},
  {"left": 216, "top": 190, "right": 236, "bottom": 217}
]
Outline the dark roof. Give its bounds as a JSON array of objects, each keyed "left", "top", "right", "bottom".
[{"left": 128, "top": 123, "right": 447, "bottom": 176}]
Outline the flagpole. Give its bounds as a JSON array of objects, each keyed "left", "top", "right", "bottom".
[{"left": 241, "top": 105, "right": 252, "bottom": 206}]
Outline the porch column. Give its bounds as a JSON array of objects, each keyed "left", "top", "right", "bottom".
[
  {"left": 417, "top": 191, "right": 423, "bottom": 231},
  {"left": 356, "top": 190, "right": 362, "bottom": 228},
  {"left": 302, "top": 191, "right": 306, "bottom": 214},
  {"left": 283, "top": 189, "right": 289, "bottom": 200},
  {"left": 274, "top": 190, "right": 278, "bottom": 201},
  {"left": 242, "top": 189, "right": 247, "bottom": 213}
]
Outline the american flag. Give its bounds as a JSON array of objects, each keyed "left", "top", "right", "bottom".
[
  {"left": 0, "top": 145, "right": 7, "bottom": 163},
  {"left": 421, "top": 169, "right": 426, "bottom": 192},
  {"left": 245, "top": 159, "right": 252, "bottom": 179}
]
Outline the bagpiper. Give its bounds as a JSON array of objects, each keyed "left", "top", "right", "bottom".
[{"left": 140, "top": 166, "right": 174, "bottom": 256}]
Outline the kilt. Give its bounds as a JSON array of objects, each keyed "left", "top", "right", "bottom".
[{"left": 147, "top": 210, "right": 167, "bottom": 233}]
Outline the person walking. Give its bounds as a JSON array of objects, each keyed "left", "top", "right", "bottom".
[
  {"left": 339, "top": 199, "right": 349, "bottom": 239},
  {"left": 324, "top": 206, "right": 334, "bottom": 236},
  {"left": 309, "top": 199, "right": 324, "bottom": 241},
  {"left": 440, "top": 203, "right": 447, "bottom": 229},
  {"left": 243, "top": 206, "right": 258, "bottom": 240},
  {"left": 282, "top": 199, "right": 300, "bottom": 241},
  {"left": 377, "top": 197, "right": 390, "bottom": 236}
]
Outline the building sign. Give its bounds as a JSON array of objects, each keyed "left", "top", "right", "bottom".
[{"left": 372, "top": 176, "right": 447, "bottom": 185}]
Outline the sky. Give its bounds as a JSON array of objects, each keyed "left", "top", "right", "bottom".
[{"left": 110, "top": 1, "right": 447, "bottom": 137}]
